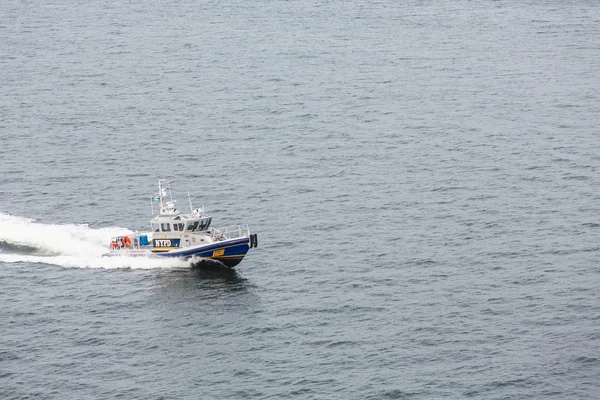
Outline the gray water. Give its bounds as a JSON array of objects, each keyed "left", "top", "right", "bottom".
[{"left": 1, "top": 0, "right": 600, "bottom": 398}]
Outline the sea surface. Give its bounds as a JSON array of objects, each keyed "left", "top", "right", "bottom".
[{"left": 1, "top": 0, "right": 600, "bottom": 398}]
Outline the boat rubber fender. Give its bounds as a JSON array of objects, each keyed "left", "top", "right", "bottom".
[{"left": 249, "top": 233, "right": 258, "bottom": 248}]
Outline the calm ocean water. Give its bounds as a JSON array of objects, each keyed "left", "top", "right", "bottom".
[{"left": 1, "top": 0, "right": 600, "bottom": 398}]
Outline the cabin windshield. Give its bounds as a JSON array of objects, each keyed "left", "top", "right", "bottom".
[
  {"left": 198, "top": 218, "right": 211, "bottom": 230},
  {"left": 186, "top": 221, "right": 199, "bottom": 231}
]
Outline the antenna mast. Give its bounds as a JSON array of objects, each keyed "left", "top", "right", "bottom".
[{"left": 158, "top": 179, "right": 165, "bottom": 210}]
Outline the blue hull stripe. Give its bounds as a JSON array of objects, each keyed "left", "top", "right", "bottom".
[{"left": 155, "top": 238, "right": 250, "bottom": 259}]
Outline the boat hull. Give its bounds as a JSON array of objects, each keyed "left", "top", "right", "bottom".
[{"left": 103, "top": 237, "right": 250, "bottom": 268}]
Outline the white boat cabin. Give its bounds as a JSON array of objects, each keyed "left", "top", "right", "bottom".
[
  {"left": 151, "top": 214, "right": 212, "bottom": 238},
  {"left": 149, "top": 181, "right": 213, "bottom": 238}
]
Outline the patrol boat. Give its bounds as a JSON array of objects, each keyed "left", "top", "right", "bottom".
[{"left": 104, "top": 180, "right": 257, "bottom": 268}]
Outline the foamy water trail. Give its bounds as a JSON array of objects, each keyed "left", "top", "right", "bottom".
[{"left": 0, "top": 213, "right": 188, "bottom": 269}]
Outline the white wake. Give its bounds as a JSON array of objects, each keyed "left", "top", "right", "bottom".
[{"left": 0, "top": 213, "right": 188, "bottom": 269}]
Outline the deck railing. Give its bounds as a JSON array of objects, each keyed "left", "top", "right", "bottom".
[{"left": 211, "top": 224, "right": 250, "bottom": 240}]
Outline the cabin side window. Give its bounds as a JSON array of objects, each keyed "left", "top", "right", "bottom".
[
  {"left": 173, "top": 223, "right": 184, "bottom": 231},
  {"left": 161, "top": 223, "right": 171, "bottom": 232},
  {"left": 152, "top": 223, "right": 159, "bottom": 232}
]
